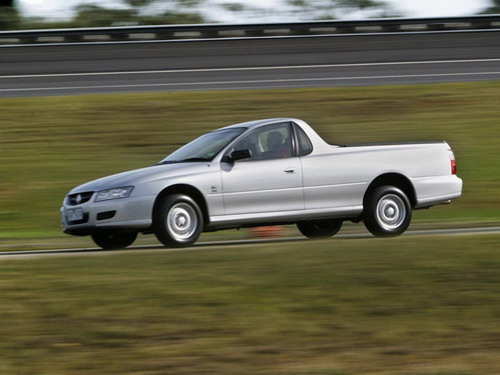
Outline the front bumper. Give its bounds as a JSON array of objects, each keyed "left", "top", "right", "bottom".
[{"left": 61, "top": 193, "right": 155, "bottom": 236}]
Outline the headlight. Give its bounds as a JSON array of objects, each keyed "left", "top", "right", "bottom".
[{"left": 95, "top": 186, "right": 134, "bottom": 202}]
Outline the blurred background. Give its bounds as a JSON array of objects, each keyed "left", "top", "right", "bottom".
[
  {"left": 0, "top": 0, "right": 499, "bottom": 30},
  {"left": 1, "top": 0, "right": 500, "bottom": 241}
]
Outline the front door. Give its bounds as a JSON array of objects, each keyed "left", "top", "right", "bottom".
[{"left": 220, "top": 122, "right": 304, "bottom": 215}]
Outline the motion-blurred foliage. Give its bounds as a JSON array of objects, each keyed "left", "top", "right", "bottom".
[
  {"left": 482, "top": 0, "right": 500, "bottom": 13},
  {"left": 0, "top": 0, "right": 20, "bottom": 30},
  {"left": 2, "top": 0, "right": 392, "bottom": 30},
  {"left": 0, "top": 83, "right": 499, "bottom": 237}
]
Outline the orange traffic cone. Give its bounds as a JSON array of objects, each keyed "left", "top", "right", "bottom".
[{"left": 250, "top": 226, "right": 285, "bottom": 238}]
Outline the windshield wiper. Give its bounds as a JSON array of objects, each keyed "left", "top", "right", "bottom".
[
  {"left": 177, "top": 157, "right": 212, "bottom": 162},
  {"left": 157, "top": 157, "right": 211, "bottom": 165}
]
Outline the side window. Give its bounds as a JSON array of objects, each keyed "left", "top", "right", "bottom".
[
  {"left": 295, "top": 124, "right": 313, "bottom": 156},
  {"left": 232, "top": 123, "right": 293, "bottom": 160},
  {"left": 231, "top": 132, "right": 260, "bottom": 159}
]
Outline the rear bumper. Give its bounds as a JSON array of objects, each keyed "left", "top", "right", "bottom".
[{"left": 413, "top": 175, "right": 463, "bottom": 208}]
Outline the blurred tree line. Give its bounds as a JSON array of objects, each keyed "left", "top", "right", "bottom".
[
  {"left": 483, "top": 0, "right": 500, "bottom": 13},
  {"left": 1, "top": 0, "right": 497, "bottom": 31},
  {"left": 0, "top": 0, "right": 19, "bottom": 29},
  {"left": 0, "top": 0, "right": 206, "bottom": 30},
  {"left": 0, "top": 0, "right": 390, "bottom": 30}
]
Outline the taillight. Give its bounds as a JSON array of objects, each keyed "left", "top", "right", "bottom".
[{"left": 448, "top": 149, "right": 457, "bottom": 175}]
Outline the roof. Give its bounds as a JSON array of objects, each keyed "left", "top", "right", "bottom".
[{"left": 217, "top": 118, "right": 297, "bottom": 131}]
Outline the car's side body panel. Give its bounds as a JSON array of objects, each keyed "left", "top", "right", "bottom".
[
  {"left": 219, "top": 157, "right": 304, "bottom": 215},
  {"left": 300, "top": 141, "right": 458, "bottom": 210}
]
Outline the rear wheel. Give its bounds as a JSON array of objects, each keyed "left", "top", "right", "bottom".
[
  {"left": 363, "top": 185, "right": 412, "bottom": 237},
  {"left": 297, "top": 219, "right": 342, "bottom": 239},
  {"left": 91, "top": 232, "right": 137, "bottom": 250},
  {"left": 154, "top": 194, "right": 203, "bottom": 248}
]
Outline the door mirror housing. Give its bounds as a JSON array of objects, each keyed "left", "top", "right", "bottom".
[{"left": 226, "top": 149, "right": 252, "bottom": 162}]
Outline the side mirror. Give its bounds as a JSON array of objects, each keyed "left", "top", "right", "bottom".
[{"left": 227, "top": 149, "right": 252, "bottom": 162}]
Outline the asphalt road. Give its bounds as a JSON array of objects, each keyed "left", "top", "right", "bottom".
[
  {"left": 1, "top": 30, "right": 500, "bottom": 97},
  {"left": 1, "top": 226, "right": 499, "bottom": 259}
]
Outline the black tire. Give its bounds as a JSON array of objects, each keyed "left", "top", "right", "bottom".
[
  {"left": 154, "top": 194, "right": 203, "bottom": 248},
  {"left": 363, "top": 185, "right": 412, "bottom": 237},
  {"left": 91, "top": 232, "right": 137, "bottom": 250},
  {"left": 297, "top": 219, "right": 343, "bottom": 239}
]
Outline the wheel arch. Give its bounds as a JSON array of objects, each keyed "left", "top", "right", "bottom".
[
  {"left": 152, "top": 184, "right": 209, "bottom": 228},
  {"left": 363, "top": 173, "right": 416, "bottom": 208}
]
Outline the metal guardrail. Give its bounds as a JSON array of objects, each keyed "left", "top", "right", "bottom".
[{"left": 1, "top": 15, "right": 500, "bottom": 45}]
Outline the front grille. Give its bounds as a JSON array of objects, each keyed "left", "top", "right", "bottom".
[{"left": 67, "top": 192, "right": 94, "bottom": 206}]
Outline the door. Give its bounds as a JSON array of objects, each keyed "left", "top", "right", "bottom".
[{"left": 220, "top": 123, "right": 304, "bottom": 215}]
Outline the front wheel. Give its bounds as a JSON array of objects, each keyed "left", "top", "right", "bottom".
[
  {"left": 91, "top": 232, "right": 137, "bottom": 250},
  {"left": 297, "top": 219, "right": 342, "bottom": 239},
  {"left": 363, "top": 186, "right": 412, "bottom": 237},
  {"left": 154, "top": 194, "right": 203, "bottom": 248}
]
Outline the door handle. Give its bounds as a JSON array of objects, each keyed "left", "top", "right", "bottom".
[{"left": 284, "top": 168, "right": 296, "bottom": 174}]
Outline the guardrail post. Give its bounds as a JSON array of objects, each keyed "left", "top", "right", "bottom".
[
  {"left": 427, "top": 23, "right": 446, "bottom": 31},
  {"left": 20, "top": 36, "right": 37, "bottom": 44},
  {"left": 156, "top": 31, "right": 176, "bottom": 40},
  {"left": 471, "top": 21, "right": 493, "bottom": 29},
  {"left": 381, "top": 24, "right": 400, "bottom": 32},
  {"left": 200, "top": 30, "right": 219, "bottom": 38},
  {"left": 335, "top": 26, "right": 356, "bottom": 33},
  {"left": 65, "top": 34, "right": 82, "bottom": 43},
  {"left": 245, "top": 29, "right": 265, "bottom": 37}
]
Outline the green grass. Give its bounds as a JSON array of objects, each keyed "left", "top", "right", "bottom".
[
  {"left": 1, "top": 235, "right": 500, "bottom": 374},
  {"left": 1, "top": 82, "right": 500, "bottom": 241}
]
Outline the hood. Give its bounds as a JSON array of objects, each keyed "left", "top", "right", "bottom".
[{"left": 69, "top": 163, "right": 211, "bottom": 194}]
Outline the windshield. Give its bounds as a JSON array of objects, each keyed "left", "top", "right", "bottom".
[{"left": 159, "top": 127, "right": 246, "bottom": 163}]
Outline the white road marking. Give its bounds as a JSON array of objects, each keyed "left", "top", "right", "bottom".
[
  {"left": 2, "top": 58, "right": 500, "bottom": 79},
  {"left": 2, "top": 71, "right": 500, "bottom": 93},
  {"left": 0, "top": 227, "right": 499, "bottom": 259}
]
